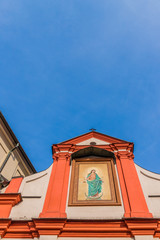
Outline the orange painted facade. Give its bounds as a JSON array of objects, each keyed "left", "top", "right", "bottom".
[
  {"left": 40, "top": 132, "right": 152, "bottom": 219},
  {"left": 0, "top": 131, "right": 159, "bottom": 239},
  {"left": 0, "top": 177, "right": 23, "bottom": 218},
  {"left": 0, "top": 219, "right": 160, "bottom": 238},
  {"left": 5, "top": 177, "right": 23, "bottom": 194}
]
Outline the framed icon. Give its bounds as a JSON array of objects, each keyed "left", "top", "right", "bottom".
[{"left": 68, "top": 157, "right": 121, "bottom": 206}]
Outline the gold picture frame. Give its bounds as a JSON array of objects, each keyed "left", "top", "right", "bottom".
[{"left": 68, "top": 157, "right": 121, "bottom": 206}]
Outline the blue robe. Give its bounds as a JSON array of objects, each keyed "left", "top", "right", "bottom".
[{"left": 87, "top": 173, "right": 102, "bottom": 197}]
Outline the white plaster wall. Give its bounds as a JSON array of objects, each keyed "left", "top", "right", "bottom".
[
  {"left": 40, "top": 236, "right": 57, "bottom": 240},
  {"left": 9, "top": 164, "right": 52, "bottom": 220},
  {"left": 66, "top": 162, "right": 124, "bottom": 219},
  {"left": 1, "top": 239, "right": 39, "bottom": 240},
  {"left": 76, "top": 137, "right": 110, "bottom": 145},
  {"left": 136, "top": 163, "right": 160, "bottom": 218},
  {"left": 134, "top": 236, "right": 159, "bottom": 240}
]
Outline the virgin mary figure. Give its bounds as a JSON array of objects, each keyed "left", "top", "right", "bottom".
[{"left": 86, "top": 169, "right": 102, "bottom": 199}]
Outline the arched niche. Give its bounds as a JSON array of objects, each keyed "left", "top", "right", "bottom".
[
  {"left": 71, "top": 146, "right": 115, "bottom": 164},
  {"left": 69, "top": 146, "right": 120, "bottom": 206}
]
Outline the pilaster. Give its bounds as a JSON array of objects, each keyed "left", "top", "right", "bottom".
[
  {"left": 0, "top": 177, "right": 22, "bottom": 218},
  {"left": 39, "top": 145, "right": 73, "bottom": 218},
  {"left": 116, "top": 150, "right": 152, "bottom": 218}
]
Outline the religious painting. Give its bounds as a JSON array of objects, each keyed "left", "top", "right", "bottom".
[{"left": 68, "top": 157, "right": 121, "bottom": 206}]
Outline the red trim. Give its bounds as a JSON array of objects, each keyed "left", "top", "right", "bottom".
[
  {"left": 155, "top": 220, "right": 160, "bottom": 237},
  {"left": 116, "top": 155, "right": 131, "bottom": 218},
  {"left": 39, "top": 152, "right": 71, "bottom": 218},
  {"left": 1, "top": 219, "right": 160, "bottom": 238},
  {"left": 117, "top": 151, "right": 152, "bottom": 218},
  {"left": 0, "top": 194, "right": 22, "bottom": 218},
  {"left": 39, "top": 157, "right": 58, "bottom": 217},
  {"left": 60, "top": 156, "right": 70, "bottom": 215},
  {"left": 1, "top": 177, "right": 23, "bottom": 218},
  {"left": 2, "top": 221, "right": 39, "bottom": 238},
  {"left": 0, "top": 219, "right": 11, "bottom": 238},
  {"left": 34, "top": 219, "right": 65, "bottom": 236},
  {"left": 125, "top": 219, "right": 157, "bottom": 235},
  {"left": 52, "top": 143, "right": 134, "bottom": 154},
  {"left": 40, "top": 141, "right": 150, "bottom": 219},
  {"left": 59, "top": 131, "right": 130, "bottom": 145},
  {"left": 5, "top": 177, "right": 23, "bottom": 193},
  {"left": 60, "top": 220, "right": 131, "bottom": 238}
]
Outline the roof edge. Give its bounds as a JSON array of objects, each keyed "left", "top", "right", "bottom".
[
  {"left": 0, "top": 111, "right": 36, "bottom": 173},
  {"left": 59, "top": 130, "right": 131, "bottom": 145}
]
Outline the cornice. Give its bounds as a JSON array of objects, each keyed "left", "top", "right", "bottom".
[
  {"left": 0, "top": 193, "right": 22, "bottom": 206},
  {"left": 0, "top": 193, "right": 22, "bottom": 219},
  {"left": 59, "top": 131, "right": 130, "bottom": 145},
  {"left": 34, "top": 218, "right": 65, "bottom": 235},
  {"left": 52, "top": 142, "right": 134, "bottom": 156},
  {"left": 0, "top": 219, "right": 160, "bottom": 238},
  {"left": 0, "top": 219, "right": 11, "bottom": 238},
  {"left": 125, "top": 219, "right": 158, "bottom": 235}
]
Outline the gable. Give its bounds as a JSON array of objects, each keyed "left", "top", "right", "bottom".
[
  {"left": 60, "top": 131, "right": 129, "bottom": 145},
  {"left": 76, "top": 137, "right": 110, "bottom": 145}
]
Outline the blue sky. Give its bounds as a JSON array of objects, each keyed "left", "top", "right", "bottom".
[{"left": 0, "top": 0, "right": 160, "bottom": 172}]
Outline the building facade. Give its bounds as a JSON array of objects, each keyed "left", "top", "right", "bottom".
[
  {"left": 0, "top": 112, "right": 36, "bottom": 188},
  {"left": 0, "top": 131, "right": 160, "bottom": 240}
]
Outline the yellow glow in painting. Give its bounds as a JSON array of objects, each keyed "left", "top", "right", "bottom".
[{"left": 78, "top": 163, "right": 111, "bottom": 201}]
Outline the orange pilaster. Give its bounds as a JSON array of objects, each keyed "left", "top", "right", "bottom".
[
  {"left": 1, "top": 218, "right": 159, "bottom": 238},
  {"left": 116, "top": 156, "right": 131, "bottom": 218},
  {"left": 0, "top": 193, "right": 22, "bottom": 218},
  {"left": 117, "top": 151, "right": 152, "bottom": 218},
  {"left": 5, "top": 177, "right": 23, "bottom": 193},
  {"left": 40, "top": 151, "right": 71, "bottom": 218},
  {"left": 0, "top": 177, "right": 23, "bottom": 218}
]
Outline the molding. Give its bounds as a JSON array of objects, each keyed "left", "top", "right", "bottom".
[
  {"left": 39, "top": 151, "right": 72, "bottom": 218},
  {"left": 5, "top": 177, "right": 23, "bottom": 193},
  {"left": 0, "top": 178, "right": 23, "bottom": 218},
  {"left": 155, "top": 220, "right": 160, "bottom": 237},
  {"left": 52, "top": 143, "right": 134, "bottom": 158},
  {"left": 60, "top": 220, "right": 130, "bottom": 238},
  {"left": 140, "top": 171, "right": 160, "bottom": 181},
  {"left": 45, "top": 143, "right": 146, "bottom": 219},
  {"left": 59, "top": 131, "right": 130, "bottom": 145},
  {"left": 0, "top": 219, "right": 11, "bottom": 238},
  {"left": 125, "top": 219, "right": 158, "bottom": 236},
  {"left": 34, "top": 219, "right": 65, "bottom": 235},
  {"left": 1, "top": 219, "right": 160, "bottom": 238},
  {"left": 0, "top": 193, "right": 22, "bottom": 206},
  {"left": 0, "top": 193, "right": 22, "bottom": 218},
  {"left": 115, "top": 152, "right": 152, "bottom": 218},
  {"left": 2, "top": 221, "right": 39, "bottom": 238}
]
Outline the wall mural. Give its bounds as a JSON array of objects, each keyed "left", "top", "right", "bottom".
[
  {"left": 68, "top": 158, "right": 121, "bottom": 206},
  {"left": 78, "top": 163, "right": 111, "bottom": 201}
]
